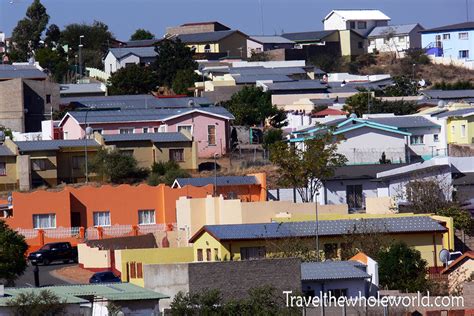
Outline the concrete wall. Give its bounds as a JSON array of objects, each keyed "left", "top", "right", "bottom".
[
  {"left": 447, "top": 260, "right": 474, "bottom": 293},
  {"left": 78, "top": 243, "right": 110, "bottom": 269},
  {"left": 303, "top": 279, "right": 367, "bottom": 298},
  {"left": 324, "top": 179, "right": 379, "bottom": 209},
  {"left": 0, "top": 78, "right": 24, "bottom": 132}
]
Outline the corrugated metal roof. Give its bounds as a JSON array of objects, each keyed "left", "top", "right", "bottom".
[
  {"left": 249, "top": 35, "right": 295, "bottom": 44},
  {"left": 103, "top": 132, "right": 191, "bottom": 143},
  {"left": 329, "top": 163, "right": 408, "bottom": 180},
  {"left": 177, "top": 30, "right": 243, "bottom": 43},
  {"left": 369, "top": 116, "right": 441, "bottom": 128},
  {"left": 368, "top": 24, "right": 421, "bottom": 37},
  {"left": 325, "top": 9, "right": 391, "bottom": 21},
  {"left": 421, "top": 22, "right": 474, "bottom": 33},
  {"left": 229, "top": 66, "right": 308, "bottom": 76},
  {"left": 196, "top": 216, "right": 446, "bottom": 242},
  {"left": 264, "top": 80, "right": 327, "bottom": 91},
  {"left": 16, "top": 139, "right": 101, "bottom": 152},
  {"left": 281, "top": 30, "right": 337, "bottom": 42},
  {"left": 232, "top": 74, "right": 294, "bottom": 84},
  {"left": 0, "top": 145, "right": 15, "bottom": 156},
  {"left": 109, "top": 46, "right": 157, "bottom": 59},
  {"left": 175, "top": 175, "right": 258, "bottom": 187},
  {"left": 60, "top": 83, "right": 106, "bottom": 95},
  {"left": 434, "top": 108, "right": 474, "bottom": 118},
  {"left": 301, "top": 261, "right": 370, "bottom": 281},
  {"left": 0, "top": 64, "right": 47, "bottom": 79},
  {"left": 422, "top": 89, "right": 474, "bottom": 99}
]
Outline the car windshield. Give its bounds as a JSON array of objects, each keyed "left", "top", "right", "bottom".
[{"left": 39, "top": 244, "right": 52, "bottom": 251}]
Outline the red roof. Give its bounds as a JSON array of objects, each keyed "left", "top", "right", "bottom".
[
  {"left": 313, "top": 108, "right": 348, "bottom": 117},
  {"left": 441, "top": 251, "right": 474, "bottom": 274}
]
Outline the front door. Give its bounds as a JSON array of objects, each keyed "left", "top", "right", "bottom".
[{"left": 346, "top": 185, "right": 363, "bottom": 210}]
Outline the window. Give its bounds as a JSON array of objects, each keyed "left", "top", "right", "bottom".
[
  {"left": 358, "top": 41, "right": 363, "bottom": 49},
  {"left": 461, "top": 124, "right": 466, "bottom": 137},
  {"left": 157, "top": 125, "right": 167, "bottom": 133},
  {"left": 32, "top": 159, "right": 48, "bottom": 171},
  {"left": 93, "top": 211, "right": 111, "bottom": 227},
  {"left": 154, "top": 127, "right": 159, "bottom": 133},
  {"left": 255, "top": 47, "right": 262, "bottom": 53},
  {"left": 119, "top": 128, "right": 134, "bottom": 134},
  {"left": 204, "top": 44, "right": 211, "bottom": 53},
  {"left": 459, "top": 32, "right": 469, "bottom": 40},
  {"left": 357, "top": 21, "right": 367, "bottom": 29},
  {"left": 346, "top": 185, "right": 363, "bottom": 210},
  {"left": 443, "top": 33, "right": 450, "bottom": 40},
  {"left": 349, "top": 21, "right": 356, "bottom": 29},
  {"left": 177, "top": 125, "right": 193, "bottom": 136},
  {"left": 143, "top": 127, "right": 149, "bottom": 133},
  {"left": 434, "top": 134, "right": 439, "bottom": 142},
  {"left": 330, "top": 289, "right": 348, "bottom": 298},
  {"left": 0, "top": 162, "right": 6, "bottom": 176},
  {"left": 451, "top": 125, "right": 455, "bottom": 134},
  {"left": 240, "top": 247, "right": 266, "bottom": 260},
  {"left": 169, "top": 148, "right": 185, "bottom": 162},
  {"left": 197, "top": 249, "right": 203, "bottom": 261},
  {"left": 324, "top": 243, "right": 338, "bottom": 259},
  {"left": 138, "top": 210, "right": 155, "bottom": 225},
  {"left": 459, "top": 50, "right": 469, "bottom": 59},
  {"left": 72, "top": 156, "right": 85, "bottom": 170},
  {"left": 369, "top": 39, "right": 375, "bottom": 46},
  {"left": 46, "top": 94, "right": 51, "bottom": 104},
  {"left": 398, "top": 36, "right": 405, "bottom": 42},
  {"left": 207, "top": 125, "right": 216, "bottom": 145},
  {"left": 120, "top": 150, "right": 134, "bottom": 157},
  {"left": 214, "top": 248, "right": 219, "bottom": 260},
  {"left": 33, "top": 214, "right": 56, "bottom": 229},
  {"left": 410, "top": 135, "right": 424, "bottom": 145},
  {"left": 206, "top": 248, "right": 212, "bottom": 261}
]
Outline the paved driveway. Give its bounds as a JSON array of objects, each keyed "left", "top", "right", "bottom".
[{"left": 14, "top": 262, "right": 77, "bottom": 287}]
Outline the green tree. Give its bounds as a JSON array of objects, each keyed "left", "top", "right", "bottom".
[
  {"left": 60, "top": 21, "right": 114, "bottom": 69},
  {"left": 130, "top": 28, "right": 155, "bottom": 41},
  {"left": 262, "top": 128, "right": 283, "bottom": 150},
  {"left": 10, "top": 0, "right": 49, "bottom": 61},
  {"left": 401, "top": 178, "right": 451, "bottom": 214},
  {"left": 153, "top": 38, "right": 197, "bottom": 87},
  {"left": 35, "top": 47, "right": 68, "bottom": 82},
  {"left": 172, "top": 68, "right": 199, "bottom": 95},
  {"left": 223, "top": 86, "right": 286, "bottom": 127},
  {"left": 89, "top": 148, "right": 149, "bottom": 184},
  {"left": 343, "top": 92, "right": 419, "bottom": 117},
  {"left": 383, "top": 76, "right": 418, "bottom": 96},
  {"left": 437, "top": 206, "right": 472, "bottom": 232},
  {"left": 7, "top": 290, "right": 66, "bottom": 316},
  {"left": 433, "top": 80, "right": 474, "bottom": 90},
  {"left": 378, "top": 242, "right": 429, "bottom": 292},
  {"left": 270, "top": 133, "right": 347, "bottom": 202},
  {"left": 108, "top": 64, "right": 158, "bottom": 95},
  {"left": 147, "top": 161, "right": 190, "bottom": 186},
  {"left": 0, "top": 221, "right": 28, "bottom": 286},
  {"left": 45, "top": 24, "right": 61, "bottom": 47}
]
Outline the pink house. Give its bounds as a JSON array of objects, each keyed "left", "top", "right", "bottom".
[{"left": 59, "top": 107, "right": 234, "bottom": 158}]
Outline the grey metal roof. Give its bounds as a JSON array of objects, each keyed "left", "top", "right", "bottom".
[
  {"left": 281, "top": 30, "right": 337, "bottom": 42},
  {"left": 175, "top": 175, "right": 258, "bottom": 187},
  {"left": 422, "top": 89, "right": 474, "bottom": 99},
  {"left": 434, "top": 108, "right": 474, "bottom": 118},
  {"left": 327, "top": 85, "right": 360, "bottom": 94},
  {"left": 65, "top": 107, "right": 234, "bottom": 125},
  {"left": 264, "top": 80, "right": 327, "bottom": 91},
  {"left": 109, "top": 46, "right": 157, "bottom": 59},
  {"left": 232, "top": 74, "right": 294, "bottom": 84},
  {"left": 60, "top": 83, "right": 106, "bottom": 95},
  {"left": 368, "top": 24, "right": 422, "bottom": 37},
  {"left": 453, "top": 172, "right": 474, "bottom": 186},
  {"left": 229, "top": 66, "right": 308, "bottom": 76},
  {"left": 124, "top": 39, "right": 162, "bottom": 47},
  {"left": 329, "top": 163, "right": 408, "bottom": 180},
  {"left": 249, "top": 35, "right": 295, "bottom": 44},
  {"left": 301, "top": 261, "right": 370, "bottom": 281},
  {"left": 0, "top": 145, "right": 15, "bottom": 156},
  {"left": 15, "top": 139, "right": 100, "bottom": 152},
  {"left": 103, "top": 132, "right": 191, "bottom": 143},
  {"left": 421, "top": 22, "right": 474, "bottom": 33},
  {"left": 369, "top": 116, "right": 441, "bottom": 128},
  {"left": 194, "top": 216, "right": 446, "bottom": 242},
  {"left": 177, "top": 30, "right": 244, "bottom": 43},
  {"left": 0, "top": 64, "right": 47, "bottom": 79}
]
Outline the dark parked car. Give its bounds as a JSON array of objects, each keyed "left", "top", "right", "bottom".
[
  {"left": 89, "top": 271, "right": 121, "bottom": 284},
  {"left": 28, "top": 242, "right": 78, "bottom": 265}
]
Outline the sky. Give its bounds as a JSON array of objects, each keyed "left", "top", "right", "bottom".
[{"left": 0, "top": 0, "right": 471, "bottom": 40}]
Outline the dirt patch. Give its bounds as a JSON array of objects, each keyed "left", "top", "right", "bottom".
[{"left": 51, "top": 265, "right": 94, "bottom": 284}]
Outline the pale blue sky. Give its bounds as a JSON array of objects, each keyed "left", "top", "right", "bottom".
[{"left": 0, "top": 0, "right": 470, "bottom": 40}]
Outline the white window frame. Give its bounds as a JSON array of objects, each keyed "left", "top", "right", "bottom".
[
  {"left": 459, "top": 50, "right": 469, "bottom": 59},
  {"left": 138, "top": 209, "right": 156, "bottom": 225},
  {"left": 433, "top": 134, "right": 439, "bottom": 142},
  {"left": 410, "top": 135, "right": 424, "bottom": 145},
  {"left": 461, "top": 124, "right": 466, "bottom": 137},
  {"left": 398, "top": 36, "right": 405, "bottom": 42},
  {"left": 451, "top": 125, "right": 455, "bottom": 134},
  {"left": 459, "top": 32, "right": 469, "bottom": 40},
  {"left": 119, "top": 128, "right": 134, "bottom": 134},
  {"left": 207, "top": 124, "right": 216, "bottom": 146},
  {"left": 33, "top": 214, "right": 56, "bottom": 229},
  {"left": 143, "top": 127, "right": 150, "bottom": 133},
  {"left": 93, "top": 211, "right": 111, "bottom": 227},
  {"left": 357, "top": 21, "right": 367, "bottom": 29},
  {"left": 157, "top": 125, "right": 167, "bottom": 133},
  {"left": 442, "top": 33, "right": 450, "bottom": 40},
  {"left": 177, "top": 124, "right": 193, "bottom": 136}
]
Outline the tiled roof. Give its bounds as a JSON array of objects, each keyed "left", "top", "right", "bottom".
[
  {"left": 301, "top": 261, "right": 370, "bottom": 281},
  {"left": 0, "top": 64, "right": 47, "bottom": 79},
  {"left": 368, "top": 116, "right": 440, "bottom": 128},
  {"left": 15, "top": 139, "right": 100, "bottom": 152},
  {"left": 0, "top": 145, "right": 15, "bottom": 156},
  {"left": 368, "top": 24, "right": 422, "bottom": 37},
  {"left": 422, "top": 89, "right": 474, "bottom": 99},
  {"left": 86, "top": 233, "right": 158, "bottom": 250},
  {"left": 421, "top": 22, "right": 474, "bottom": 33},
  {"left": 249, "top": 35, "right": 295, "bottom": 44},
  {"left": 103, "top": 132, "right": 191, "bottom": 143},
  {"left": 109, "top": 46, "right": 157, "bottom": 59},
  {"left": 174, "top": 175, "right": 258, "bottom": 188},
  {"left": 190, "top": 216, "right": 446, "bottom": 242},
  {"left": 281, "top": 30, "right": 337, "bottom": 42},
  {"left": 434, "top": 108, "right": 474, "bottom": 118},
  {"left": 177, "top": 30, "right": 245, "bottom": 43},
  {"left": 325, "top": 9, "right": 391, "bottom": 21},
  {"left": 313, "top": 108, "right": 347, "bottom": 116}
]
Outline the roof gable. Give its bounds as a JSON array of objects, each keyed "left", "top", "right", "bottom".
[
  {"left": 324, "top": 9, "right": 391, "bottom": 21},
  {"left": 368, "top": 24, "right": 423, "bottom": 38}
]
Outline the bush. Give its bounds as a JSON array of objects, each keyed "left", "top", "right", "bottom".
[
  {"left": 147, "top": 161, "right": 190, "bottom": 186},
  {"left": 262, "top": 128, "right": 283, "bottom": 150}
]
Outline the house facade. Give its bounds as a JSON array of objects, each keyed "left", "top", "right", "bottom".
[
  {"left": 368, "top": 24, "right": 424, "bottom": 56},
  {"left": 104, "top": 47, "right": 157, "bottom": 75},
  {"left": 176, "top": 30, "right": 249, "bottom": 58},
  {"left": 247, "top": 36, "right": 295, "bottom": 57},
  {"left": 323, "top": 9, "right": 391, "bottom": 37},
  {"left": 421, "top": 22, "right": 474, "bottom": 60}
]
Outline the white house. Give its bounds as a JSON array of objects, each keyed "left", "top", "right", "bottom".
[
  {"left": 104, "top": 47, "right": 157, "bottom": 75},
  {"left": 323, "top": 9, "right": 391, "bottom": 37},
  {"left": 368, "top": 24, "right": 424, "bottom": 56}
]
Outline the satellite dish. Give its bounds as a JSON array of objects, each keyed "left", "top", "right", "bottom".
[
  {"left": 418, "top": 79, "right": 426, "bottom": 87},
  {"left": 438, "top": 100, "right": 446, "bottom": 108},
  {"left": 85, "top": 126, "right": 94, "bottom": 136},
  {"left": 439, "top": 249, "right": 450, "bottom": 265}
]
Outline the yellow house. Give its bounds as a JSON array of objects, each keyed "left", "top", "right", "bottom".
[
  {"left": 446, "top": 113, "right": 474, "bottom": 144},
  {"left": 189, "top": 216, "right": 447, "bottom": 268},
  {"left": 176, "top": 30, "right": 248, "bottom": 58},
  {"left": 0, "top": 143, "right": 19, "bottom": 191}
]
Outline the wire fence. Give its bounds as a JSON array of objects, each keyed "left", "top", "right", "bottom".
[{"left": 44, "top": 227, "right": 81, "bottom": 238}]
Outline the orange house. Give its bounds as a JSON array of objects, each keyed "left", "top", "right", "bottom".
[{"left": 4, "top": 184, "right": 214, "bottom": 231}]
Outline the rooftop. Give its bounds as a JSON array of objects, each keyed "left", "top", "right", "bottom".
[
  {"left": 433, "top": 107, "right": 474, "bottom": 118},
  {"left": 177, "top": 30, "right": 246, "bottom": 43},
  {"left": 249, "top": 35, "right": 295, "bottom": 44},
  {"left": 190, "top": 216, "right": 446, "bottom": 242},
  {"left": 422, "top": 89, "right": 474, "bottom": 100},
  {"left": 329, "top": 164, "right": 407, "bottom": 181},
  {"left": 368, "top": 24, "right": 422, "bottom": 37},
  {"left": 367, "top": 116, "right": 441, "bottom": 128},
  {"left": 86, "top": 233, "right": 158, "bottom": 250},
  {"left": 232, "top": 74, "right": 294, "bottom": 84},
  {"left": 324, "top": 9, "right": 391, "bottom": 21},
  {"left": 15, "top": 139, "right": 100, "bottom": 152},
  {"left": 263, "top": 80, "right": 327, "bottom": 92},
  {"left": 103, "top": 132, "right": 191, "bottom": 143},
  {"left": 301, "top": 261, "right": 370, "bottom": 281},
  {"left": 173, "top": 175, "right": 258, "bottom": 188},
  {"left": 0, "top": 63, "right": 47, "bottom": 80},
  {"left": 281, "top": 30, "right": 337, "bottom": 42},
  {"left": 59, "top": 83, "right": 106, "bottom": 95},
  {"left": 109, "top": 46, "right": 157, "bottom": 59},
  {"left": 0, "top": 145, "right": 15, "bottom": 157},
  {"left": 421, "top": 22, "right": 474, "bottom": 33}
]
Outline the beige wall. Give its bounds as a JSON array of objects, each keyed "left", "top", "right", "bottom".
[
  {"left": 29, "top": 151, "right": 58, "bottom": 186},
  {"left": 0, "top": 79, "right": 24, "bottom": 132},
  {"left": 365, "top": 197, "right": 397, "bottom": 214},
  {"left": 78, "top": 243, "right": 110, "bottom": 269},
  {"left": 0, "top": 156, "right": 17, "bottom": 189},
  {"left": 56, "top": 149, "right": 97, "bottom": 184},
  {"left": 447, "top": 260, "right": 474, "bottom": 293},
  {"left": 219, "top": 32, "right": 248, "bottom": 58}
]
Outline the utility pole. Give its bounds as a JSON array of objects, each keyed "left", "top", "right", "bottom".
[
  {"left": 79, "top": 35, "right": 84, "bottom": 80},
  {"left": 213, "top": 153, "right": 218, "bottom": 197}
]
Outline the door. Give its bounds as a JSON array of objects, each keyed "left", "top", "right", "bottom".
[{"left": 346, "top": 185, "right": 363, "bottom": 210}]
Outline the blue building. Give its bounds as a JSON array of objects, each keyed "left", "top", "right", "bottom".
[{"left": 421, "top": 22, "right": 474, "bottom": 59}]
